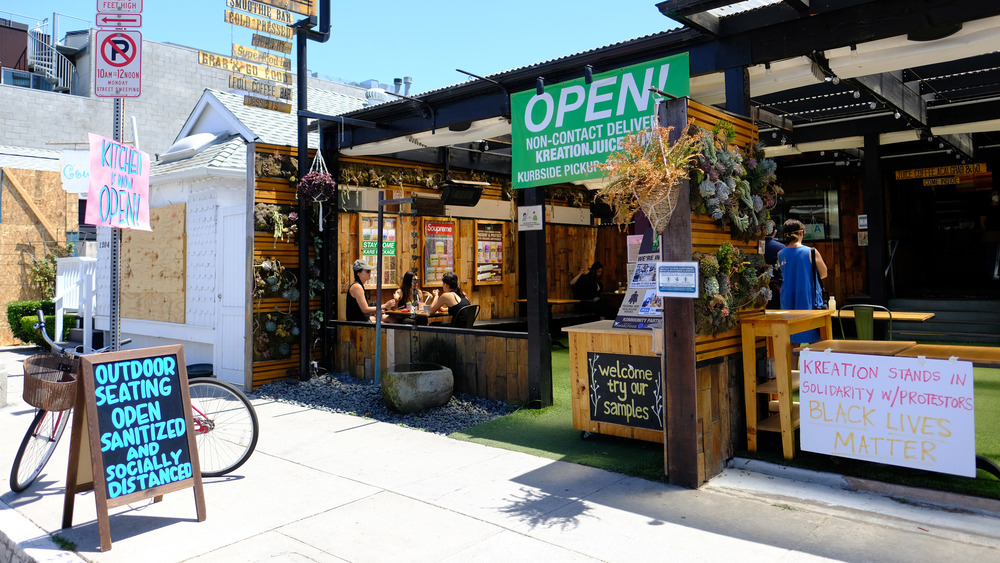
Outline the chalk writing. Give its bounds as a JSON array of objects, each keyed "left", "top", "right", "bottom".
[
  {"left": 587, "top": 352, "right": 662, "bottom": 430},
  {"left": 92, "top": 352, "right": 193, "bottom": 499}
]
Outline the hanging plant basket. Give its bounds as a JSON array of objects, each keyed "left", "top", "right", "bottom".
[
  {"left": 296, "top": 150, "right": 337, "bottom": 231},
  {"left": 296, "top": 170, "right": 337, "bottom": 202},
  {"left": 594, "top": 123, "right": 702, "bottom": 232}
]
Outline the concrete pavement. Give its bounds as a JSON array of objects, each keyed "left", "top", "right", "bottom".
[{"left": 2, "top": 345, "right": 999, "bottom": 562}]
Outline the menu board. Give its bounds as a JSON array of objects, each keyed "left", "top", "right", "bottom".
[
  {"left": 360, "top": 214, "right": 398, "bottom": 288},
  {"left": 588, "top": 352, "right": 663, "bottom": 431},
  {"left": 422, "top": 218, "right": 456, "bottom": 287},
  {"left": 66, "top": 344, "right": 205, "bottom": 551},
  {"left": 475, "top": 221, "right": 504, "bottom": 285}
]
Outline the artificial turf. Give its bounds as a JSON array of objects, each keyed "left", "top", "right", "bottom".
[{"left": 451, "top": 340, "right": 1000, "bottom": 499}]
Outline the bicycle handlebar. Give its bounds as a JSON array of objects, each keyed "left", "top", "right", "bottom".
[{"left": 33, "top": 309, "right": 130, "bottom": 356}]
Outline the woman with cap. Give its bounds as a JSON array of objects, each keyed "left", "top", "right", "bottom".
[{"left": 347, "top": 259, "right": 396, "bottom": 322}]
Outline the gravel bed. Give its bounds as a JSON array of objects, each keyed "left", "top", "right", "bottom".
[{"left": 253, "top": 372, "right": 517, "bottom": 436}]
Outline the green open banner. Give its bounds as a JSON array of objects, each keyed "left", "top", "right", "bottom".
[{"left": 511, "top": 52, "right": 689, "bottom": 189}]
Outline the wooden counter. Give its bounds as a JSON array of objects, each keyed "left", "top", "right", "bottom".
[{"left": 564, "top": 321, "right": 664, "bottom": 443}]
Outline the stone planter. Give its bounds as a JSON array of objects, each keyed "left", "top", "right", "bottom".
[{"left": 381, "top": 363, "right": 454, "bottom": 414}]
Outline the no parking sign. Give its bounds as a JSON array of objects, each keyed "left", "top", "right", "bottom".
[{"left": 94, "top": 30, "right": 142, "bottom": 98}]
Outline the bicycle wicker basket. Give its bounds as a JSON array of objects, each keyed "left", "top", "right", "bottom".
[{"left": 22, "top": 354, "right": 78, "bottom": 411}]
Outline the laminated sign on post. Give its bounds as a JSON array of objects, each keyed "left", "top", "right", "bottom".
[{"left": 94, "top": 30, "right": 142, "bottom": 98}]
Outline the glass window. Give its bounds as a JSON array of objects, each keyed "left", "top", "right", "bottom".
[{"left": 772, "top": 183, "right": 841, "bottom": 241}]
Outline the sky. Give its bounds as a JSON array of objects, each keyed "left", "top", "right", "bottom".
[{"left": 6, "top": 1, "right": 679, "bottom": 94}]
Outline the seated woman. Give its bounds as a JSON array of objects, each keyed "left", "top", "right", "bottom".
[
  {"left": 393, "top": 270, "right": 431, "bottom": 308},
  {"left": 427, "top": 271, "right": 471, "bottom": 327},
  {"left": 346, "top": 259, "right": 396, "bottom": 322},
  {"left": 570, "top": 261, "right": 605, "bottom": 318}
]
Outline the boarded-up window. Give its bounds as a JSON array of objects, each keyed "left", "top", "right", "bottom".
[{"left": 122, "top": 203, "right": 186, "bottom": 323}]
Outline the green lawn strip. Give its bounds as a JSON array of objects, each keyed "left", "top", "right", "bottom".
[
  {"left": 452, "top": 339, "right": 1000, "bottom": 498},
  {"left": 452, "top": 338, "right": 666, "bottom": 482}
]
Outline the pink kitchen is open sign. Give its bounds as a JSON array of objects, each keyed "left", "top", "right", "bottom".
[{"left": 85, "top": 132, "right": 151, "bottom": 231}]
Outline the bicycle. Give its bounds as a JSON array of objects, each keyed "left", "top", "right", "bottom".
[{"left": 9, "top": 311, "right": 259, "bottom": 493}]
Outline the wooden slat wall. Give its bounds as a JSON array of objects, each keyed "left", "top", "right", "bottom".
[
  {"left": 546, "top": 223, "right": 599, "bottom": 299},
  {"left": 333, "top": 323, "right": 530, "bottom": 403},
  {"left": 251, "top": 143, "right": 321, "bottom": 389}
]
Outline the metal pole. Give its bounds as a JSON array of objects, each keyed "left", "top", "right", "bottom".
[
  {"left": 374, "top": 191, "right": 384, "bottom": 384},
  {"left": 110, "top": 97, "right": 124, "bottom": 351},
  {"left": 296, "top": 27, "right": 310, "bottom": 379}
]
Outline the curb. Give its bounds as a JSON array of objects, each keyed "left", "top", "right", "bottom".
[
  {"left": 0, "top": 498, "right": 86, "bottom": 563},
  {"left": 728, "top": 457, "right": 1000, "bottom": 518}
]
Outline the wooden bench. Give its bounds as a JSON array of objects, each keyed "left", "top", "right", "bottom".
[{"left": 894, "top": 344, "right": 1000, "bottom": 368}]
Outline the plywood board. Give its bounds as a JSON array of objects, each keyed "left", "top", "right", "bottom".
[{"left": 122, "top": 203, "right": 187, "bottom": 323}]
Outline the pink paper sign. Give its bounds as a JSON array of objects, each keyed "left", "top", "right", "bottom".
[{"left": 85, "top": 133, "right": 151, "bottom": 231}]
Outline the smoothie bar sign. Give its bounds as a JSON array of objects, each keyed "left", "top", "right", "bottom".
[
  {"left": 511, "top": 52, "right": 689, "bottom": 189},
  {"left": 85, "top": 132, "right": 151, "bottom": 231}
]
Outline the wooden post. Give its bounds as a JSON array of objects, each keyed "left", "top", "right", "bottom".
[
  {"left": 659, "top": 98, "right": 700, "bottom": 488},
  {"left": 524, "top": 186, "right": 552, "bottom": 407}
]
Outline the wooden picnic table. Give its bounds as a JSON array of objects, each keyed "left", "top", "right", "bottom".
[
  {"left": 894, "top": 344, "right": 1000, "bottom": 368},
  {"left": 793, "top": 339, "right": 918, "bottom": 356},
  {"left": 383, "top": 308, "right": 450, "bottom": 324}
]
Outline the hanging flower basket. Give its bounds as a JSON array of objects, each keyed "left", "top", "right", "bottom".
[
  {"left": 296, "top": 150, "right": 337, "bottom": 231},
  {"left": 296, "top": 170, "right": 337, "bottom": 202}
]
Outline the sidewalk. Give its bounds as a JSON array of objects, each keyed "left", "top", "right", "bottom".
[{"left": 2, "top": 346, "right": 999, "bottom": 563}]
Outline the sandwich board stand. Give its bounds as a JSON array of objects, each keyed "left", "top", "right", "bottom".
[{"left": 62, "top": 344, "right": 206, "bottom": 551}]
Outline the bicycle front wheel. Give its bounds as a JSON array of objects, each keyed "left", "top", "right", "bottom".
[
  {"left": 10, "top": 409, "right": 70, "bottom": 493},
  {"left": 188, "top": 379, "right": 259, "bottom": 477}
]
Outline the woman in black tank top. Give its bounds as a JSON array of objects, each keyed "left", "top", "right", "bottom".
[{"left": 428, "top": 272, "right": 470, "bottom": 326}]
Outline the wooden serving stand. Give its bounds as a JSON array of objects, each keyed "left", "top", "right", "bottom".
[{"left": 739, "top": 310, "right": 833, "bottom": 459}]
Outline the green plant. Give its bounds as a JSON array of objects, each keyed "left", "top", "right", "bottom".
[
  {"left": 50, "top": 534, "right": 77, "bottom": 551},
  {"left": 253, "top": 203, "right": 298, "bottom": 244},
  {"left": 6, "top": 300, "right": 54, "bottom": 344},
  {"left": 25, "top": 243, "right": 74, "bottom": 299},
  {"left": 693, "top": 242, "right": 771, "bottom": 335},
  {"left": 689, "top": 124, "right": 780, "bottom": 241},
  {"left": 255, "top": 151, "right": 298, "bottom": 179},
  {"left": 594, "top": 124, "right": 703, "bottom": 232},
  {"left": 253, "top": 310, "right": 299, "bottom": 362},
  {"left": 17, "top": 314, "right": 74, "bottom": 346}
]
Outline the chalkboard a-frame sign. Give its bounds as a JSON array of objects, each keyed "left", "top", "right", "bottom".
[{"left": 62, "top": 344, "right": 206, "bottom": 551}]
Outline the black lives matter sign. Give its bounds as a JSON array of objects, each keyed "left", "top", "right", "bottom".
[
  {"left": 587, "top": 352, "right": 664, "bottom": 431},
  {"left": 92, "top": 352, "right": 193, "bottom": 499}
]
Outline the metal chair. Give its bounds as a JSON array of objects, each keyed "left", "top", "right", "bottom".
[
  {"left": 836, "top": 304, "right": 893, "bottom": 340},
  {"left": 452, "top": 304, "right": 480, "bottom": 328}
]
